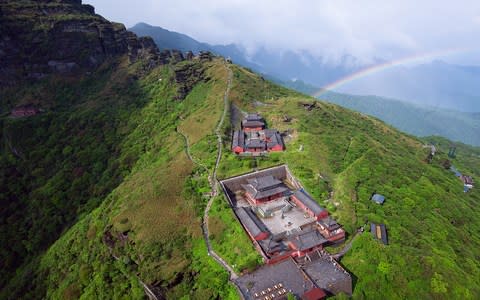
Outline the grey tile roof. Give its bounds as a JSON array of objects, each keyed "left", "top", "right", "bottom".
[
  {"left": 258, "top": 238, "right": 288, "bottom": 255},
  {"left": 232, "top": 130, "right": 245, "bottom": 149},
  {"left": 289, "top": 229, "right": 327, "bottom": 251},
  {"left": 245, "top": 113, "right": 263, "bottom": 121},
  {"left": 245, "top": 139, "right": 266, "bottom": 149},
  {"left": 242, "top": 175, "right": 289, "bottom": 199},
  {"left": 292, "top": 190, "right": 326, "bottom": 216},
  {"left": 318, "top": 216, "right": 341, "bottom": 230},
  {"left": 242, "top": 120, "right": 265, "bottom": 128},
  {"left": 267, "top": 131, "right": 284, "bottom": 149},
  {"left": 235, "top": 258, "right": 316, "bottom": 300},
  {"left": 247, "top": 175, "right": 282, "bottom": 190},
  {"left": 242, "top": 184, "right": 289, "bottom": 200},
  {"left": 235, "top": 207, "right": 270, "bottom": 238}
]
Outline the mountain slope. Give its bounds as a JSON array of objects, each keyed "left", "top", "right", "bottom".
[
  {"left": 1, "top": 4, "right": 480, "bottom": 300},
  {"left": 318, "top": 91, "right": 480, "bottom": 146}
]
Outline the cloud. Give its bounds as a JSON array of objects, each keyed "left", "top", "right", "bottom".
[{"left": 85, "top": 0, "right": 480, "bottom": 64}]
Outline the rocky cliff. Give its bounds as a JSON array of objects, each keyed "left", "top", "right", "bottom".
[{"left": 0, "top": 0, "right": 160, "bottom": 86}]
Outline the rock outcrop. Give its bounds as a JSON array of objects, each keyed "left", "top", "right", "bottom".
[
  {"left": 173, "top": 62, "right": 206, "bottom": 100},
  {"left": 0, "top": 0, "right": 160, "bottom": 86}
]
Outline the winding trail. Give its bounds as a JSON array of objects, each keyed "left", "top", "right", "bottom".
[
  {"left": 178, "top": 62, "right": 239, "bottom": 282},
  {"left": 201, "top": 63, "right": 239, "bottom": 279}
]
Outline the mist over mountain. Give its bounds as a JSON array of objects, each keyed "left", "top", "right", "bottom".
[
  {"left": 129, "top": 22, "right": 363, "bottom": 86},
  {"left": 131, "top": 23, "right": 480, "bottom": 113}
]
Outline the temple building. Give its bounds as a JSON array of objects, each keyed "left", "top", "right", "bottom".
[
  {"left": 317, "top": 217, "right": 346, "bottom": 243},
  {"left": 221, "top": 165, "right": 352, "bottom": 299},
  {"left": 291, "top": 190, "right": 329, "bottom": 221},
  {"left": 232, "top": 113, "right": 285, "bottom": 155},
  {"left": 242, "top": 175, "right": 289, "bottom": 205},
  {"left": 241, "top": 113, "right": 265, "bottom": 131}
]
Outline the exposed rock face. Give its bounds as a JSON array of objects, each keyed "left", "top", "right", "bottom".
[
  {"left": 0, "top": 0, "right": 160, "bottom": 86},
  {"left": 173, "top": 62, "right": 206, "bottom": 100}
]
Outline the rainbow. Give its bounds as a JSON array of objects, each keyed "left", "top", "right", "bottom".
[{"left": 313, "top": 47, "right": 471, "bottom": 97}]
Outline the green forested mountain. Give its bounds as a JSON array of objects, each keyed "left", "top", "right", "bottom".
[
  {"left": 279, "top": 80, "right": 480, "bottom": 147},
  {"left": 318, "top": 91, "right": 480, "bottom": 146},
  {"left": 1, "top": 1, "right": 480, "bottom": 299}
]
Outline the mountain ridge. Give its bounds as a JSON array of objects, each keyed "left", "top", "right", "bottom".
[{"left": 130, "top": 22, "right": 480, "bottom": 112}]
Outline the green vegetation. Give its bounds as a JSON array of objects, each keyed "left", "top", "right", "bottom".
[
  {"left": 1, "top": 51, "right": 479, "bottom": 300},
  {"left": 209, "top": 195, "right": 263, "bottom": 273},
  {"left": 317, "top": 91, "right": 480, "bottom": 147}
]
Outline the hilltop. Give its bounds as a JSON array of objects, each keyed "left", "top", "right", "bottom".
[{"left": 1, "top": 2, "right": 480, "bottom": 299}]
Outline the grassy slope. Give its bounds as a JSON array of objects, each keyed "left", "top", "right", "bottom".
[
  {"left": 36, "top": 59, "right": 243, "bottom": 300},
  {"left": 0, "top": 57, "right": 157, "bottom": 294},
  {"left": 2, "top": 57, "right": 479, "bottom": 299},
  {"left": 317, "top": 91, "right": 480, "bottom": 147}
]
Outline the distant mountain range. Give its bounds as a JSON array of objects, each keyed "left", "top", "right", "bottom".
[
  {"left": 273, "top": 78, "right": 480, "bottom": 146},
  {"left": 335, "top": 60, "right": 480, "bottom": 112},
  {"left": 130, "top": 22, "right": 480, "bottom": 113},
  {"left": 129, "top": 22, "right": 363, "bottom": 88},
  {"left": 319, "top": 91, "right": 480, "bottom": 146}
]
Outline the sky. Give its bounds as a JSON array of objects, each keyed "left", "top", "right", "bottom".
[{"left": 85, "top": 0, "right": 480, "bottom": 65}]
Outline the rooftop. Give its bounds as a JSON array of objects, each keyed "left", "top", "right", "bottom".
[
  {"left": 371, "top": 223, "right": 388, "bottom": 245},
  {"left": 242, "top": 175, "right": 289, "bottom": 200},
  {"left": 245, "top": 113, "right": 264, "bottom": 121},
  {"left": 301, "top": 252, "right": 352, "bottom": 296},
  {"left": 293, "top": 190, "right": 327, "bottom": 216},
  {"left": 235, "top": 258, "right": 315, "bottom": 300},
  {"left": 247, "top": 176, "right": 283, "bottom": 191},
  {"left": 236, "top": 207, "right": 270, "bottom": 239},
  {"left": 371, "top": 194, "right": 385, "bottom": 204},
  {"left": 317, "top": 216, "right": 341, "bottom": 231},
  {"left": 289, "top": 229, "right": 327, "bottom": 251}
]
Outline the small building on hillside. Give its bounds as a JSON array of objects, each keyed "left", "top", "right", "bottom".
[
  {"left": 241, "top": 113, "right": 265, "bottom": 132},
  {"left": 371, "top": 223, "right": 388, "bottom": 245},
  {"left": 11, "top": 105, "right": 39, "bottom": 117},
  {"left": 371, "top": 193, "right": 385, "bottom": 205},
  {"left": 242, "top": 175, "right": 289, "bottom": 205},
  {"left": 232, "top": 113, "right": 285, "bottom": 155},
  {"left": 198, "top": 50, "right": 213, "bottom": 61}
]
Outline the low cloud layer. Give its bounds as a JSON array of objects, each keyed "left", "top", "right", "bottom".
[{"left": 86, "top": 0, "right": 480, "bottom": 65}]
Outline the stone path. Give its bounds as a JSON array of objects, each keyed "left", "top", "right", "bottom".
[{"left": 177, "top": 62, "right": 240, "bottom": 282}]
